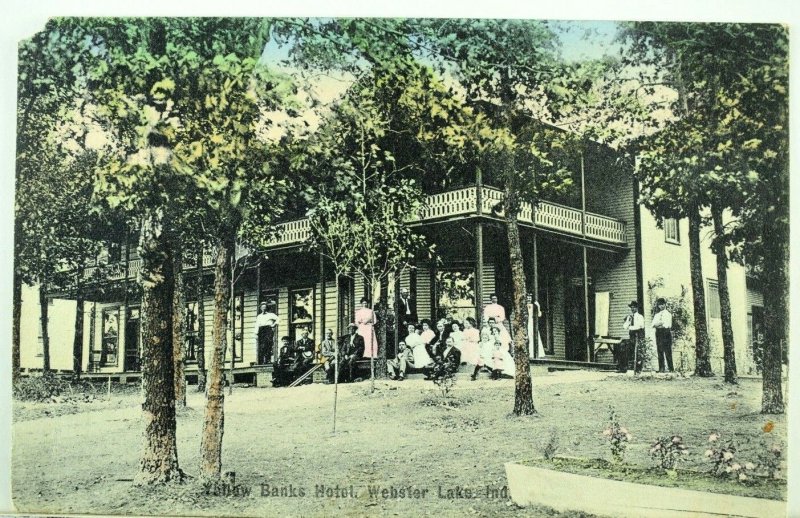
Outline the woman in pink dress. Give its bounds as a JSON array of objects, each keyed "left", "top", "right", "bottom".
[{"left": 355, "top": 297, "right": 377, "bottom": 358}]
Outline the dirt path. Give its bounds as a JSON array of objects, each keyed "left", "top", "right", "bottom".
[{"left": 12, "top": 369, "right": 785, "bottom": 517}]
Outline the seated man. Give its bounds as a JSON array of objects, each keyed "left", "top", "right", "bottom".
[
  {"left": 272, "top": 336, "right": 296, "bottom": 387},
  {"left": 387, "top": 341, "right": 412, "bottom": 381},
  {"left": 338, "top": 323, "right": 365, "bottom": 383},
  {"left": 319, "top": 328, "right": 338, "bottom": 383},
  {"left": 292, "top": 328, "right": 316, "bottom": 384},
  {"left": 428, "top": 335, "right": 461, "bottom": 381}
]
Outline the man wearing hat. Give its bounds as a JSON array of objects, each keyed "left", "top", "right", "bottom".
[
  {"left": 621, "top": 300, "right": 645, "bottom": 373},
  {"left": 651, "top": 297, "right": 674, "bottom": 372}
]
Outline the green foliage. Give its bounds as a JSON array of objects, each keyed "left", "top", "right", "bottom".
[
  {"left": 647, "top": 277, "right": 692, "bottom": 344},
  {"left": 649, "top": 435, "right": 689, "bottom": 470},
  {"left": 603, "top": 407, "right": 631, "bottom": 463}
]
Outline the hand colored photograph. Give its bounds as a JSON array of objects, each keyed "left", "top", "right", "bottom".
[{"left": 4, "top": 5, "right": 794, "bottom": 518}]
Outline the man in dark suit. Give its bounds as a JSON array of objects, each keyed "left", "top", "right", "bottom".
[
  {"left": 338, "top": 323, "right": 365, "bottom": 383},
  {"left": 427, "top": 335, "right": 461, "bottom": 380},
  {"left": 395, "top": 287, "right": 418, "bottom": 328},
  {"left": 292, "top": 328, "right": 316, "bottom": 383},
  {"left": 272, "top": 336, "right": 296, "bottom": 387}
]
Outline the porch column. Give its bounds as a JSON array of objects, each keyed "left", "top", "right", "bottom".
[
  {"left": 583, "top": 246, "right": 591, "bottom": 362},
  {"left": 475, "top": 167, "right": 484, "bottom": 323},
  {"left": 580, "top": 152, "right": 591, "bottom": 362},
  {"left": 319, "top": 252, "right": 326, "bottom": 340},
  {"left": 475, "top": 222, "right": 484, "bottom": 323},
  {"left": 532, "top": 233, "right": 539, "bottom": 358}
]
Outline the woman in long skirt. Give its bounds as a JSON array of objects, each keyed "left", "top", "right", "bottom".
[
  {"left": 355, "top": 297, "right": 377, "bottom": 358},
  {"left": 459, "top": 317, "right": 481, "bottom": 379}
]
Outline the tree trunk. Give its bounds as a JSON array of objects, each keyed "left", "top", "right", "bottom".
[
  {"left": 173, "top": 246, "right": 186, "bottom": 406},
  {"left": 688, "top": 207, "right": 713, "bottom": 377},
  {"left": 196, "top": 244, "right": 207, "bottom": 392},
  {"left": 760, "top": 218, "right": 786, "bottom": 414},
  {"left": 200, "top": 235, "right": 234, "bottom": 480},
  {"left": 135, "top": 210, "right": 183, "bottom": 485},
  {"left": 39, "top": 283, "right": 51, "bottom": 374},
  {"left": 504, "top": 186, "right": 536, "bottom": 416},
  {"left": 72, "top": 272, "right": 85, "bottom": 381},
  {"left": 12, "top": 267, "right": 22, "bottom": 384},
  {"left": 711, "top": 205, "right": 736, "bottom": 384}
]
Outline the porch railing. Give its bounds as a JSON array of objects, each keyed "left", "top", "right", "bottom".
[{"left": 76, "top": 185, "right": 626, "bottom": 285}]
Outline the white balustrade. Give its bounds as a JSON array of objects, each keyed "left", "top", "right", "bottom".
[
  {"left": 77, "top": 185, "right": 626, "bottom": 285},
  {"left": 416, "top": 187, "right": 478, "bottom": 220}
]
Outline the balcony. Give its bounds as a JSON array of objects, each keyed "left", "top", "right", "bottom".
[
  {"left": 267, "top": 185, "right": 627, "bottom": 249},
  {"left": 75, "top": 185, "right": 626, "bottom": 285}
]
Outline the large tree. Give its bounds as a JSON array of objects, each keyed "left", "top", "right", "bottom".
[
  {"left": 43, "top": 17, "right": 291, "bottom": 484},
  {"left": 420, "top": 19, "right": 599, "bottom": 415},
  {"left": 620, "top": 23, "right": 789, "bottom": 397}
]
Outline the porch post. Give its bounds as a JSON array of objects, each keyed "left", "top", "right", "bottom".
[
  {"left": 475, "top": 167, "right": 484, "bottom": 323},
  {"left": 580, "top": 152, "right": 591, "bottom": 362},
  {"left": 532, "top": 233, "right": 539, "bottom": 358},
  {"left": 319, "top": 252, "right": 326, "bottom": 341},
  {"left": 256, "top": 255, "right": 262, "bottom": 308},
  {"left": 583, "top": 246, "right": 591, "bottom": 362}
]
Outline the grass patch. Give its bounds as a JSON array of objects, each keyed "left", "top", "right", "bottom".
[{"left": 523, "top": 456, "right": 786, "bottom": 501}]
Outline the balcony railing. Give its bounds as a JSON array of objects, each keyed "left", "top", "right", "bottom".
[
  {"left": 266, "top": 185, "right": 626, "bottom": 248},
  {"left": 75, "top": 185, "right": 626, "bottom": 285}
]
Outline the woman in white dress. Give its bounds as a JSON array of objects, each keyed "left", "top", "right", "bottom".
[
  {"left": 404, "top": 323, "right": 432, "bottom": 369},
  {"left": 355, "top": 297, "right": 377, "bottom": 358},
  {"left": 449, "top": 321, "right": 464, "bottom": 352},
  {"left": 526, "top": 295, "right": 546, "bottom": 360}
]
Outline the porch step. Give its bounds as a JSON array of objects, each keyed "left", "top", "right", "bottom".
[{"left": 532, "top": 359, "right": 617, "bottom": 372}]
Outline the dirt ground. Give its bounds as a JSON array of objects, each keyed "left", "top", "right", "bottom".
[{"left": 11, "top": 368, "right": 787, "bottom": 518}]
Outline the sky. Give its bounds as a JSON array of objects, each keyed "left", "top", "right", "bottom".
[{"left": 0, "top": 1, "right": 799, "bottom": 515}]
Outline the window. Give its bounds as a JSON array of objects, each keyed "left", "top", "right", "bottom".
[
  {"left": 290, "top": 288, "right": 315, "bottom": 341},
  {"left": 101, "top": 307, "right": 120, "bottom": 366},
  {"left": 185, "top": 301, "right": 199, "bottom": 361},
  {"left": 435, "top": 267, "right": 476, "bottom": 322},
  {"left": 707, "top": 279, "right": 721, "bottom": 319},
  {"left": 664, "top": 218, "right": 680, "bottom": 244},
  {"left": 232, "top": 292, "right": 245, "bottom": 359}
]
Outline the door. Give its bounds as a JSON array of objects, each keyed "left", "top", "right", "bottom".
[
  {"left": 564, "top": 278, "right": 594, "bottom": 361},
  {"left": 124, "top": 307, "right": 141, "bottom": 372}
]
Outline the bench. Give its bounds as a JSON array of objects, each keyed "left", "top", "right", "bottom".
[{"left": 593, "top": 336, "right": 622, "bottom": 363}]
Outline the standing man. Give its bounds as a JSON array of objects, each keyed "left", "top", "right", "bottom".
[
  {"left": 254, "top": 301, "right": 278, "bottom": 365},
  {"left": 622, "top": 300, "right": 645, "bottom": 374},
  {"left": 396, "top": 287, "right": 417, "bottom": 328},
  {"left": 651, "top": 297, "right": 674, "bottom": 373}
]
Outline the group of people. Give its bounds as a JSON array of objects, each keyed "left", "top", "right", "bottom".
[
  {"left": 618, "top": 298, "right": 674, "bottom": 374},
  {"left": 387, "top": 292, "right": 532, "bottom": 381},
  {"left": 256, "top": 288, "right": 552, "bottom": 387}
]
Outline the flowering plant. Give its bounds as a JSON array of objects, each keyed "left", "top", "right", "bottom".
[
  {"left": 705, "top": 433, "right": 754, "bottom": 482},
  {"left": 649, "top": 435, "right": 689, "bottom": 470},
  {"left": 603, "top": 408, "right": 631, "bottom": 463}
]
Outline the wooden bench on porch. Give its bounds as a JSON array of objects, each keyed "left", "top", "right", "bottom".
[{"left": 592, "top": 335, "right": 622, "bottom": 363}]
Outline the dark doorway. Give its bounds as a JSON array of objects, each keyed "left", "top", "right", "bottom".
[
  {"left": 124, "top": 307, "right": 141, "bottom": 372},
  {"left": 564, "top": 277, "right": 594, "bottom": 361}
]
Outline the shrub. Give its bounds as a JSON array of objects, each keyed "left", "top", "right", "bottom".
[
  {"left": 649, "top": 435, "right": 689, "bottom": 469},
  {"left": 541, "top": 430, "right": 560, "bottom": 461},
  {"left": 705, "top": 433, "right": 754, "bottom": 483},
  {"left": 429, "top": 360, "right": 457, "bottom": 398},
  {"left": 603, "top": 407, "right": 631, "bottom": 463}
]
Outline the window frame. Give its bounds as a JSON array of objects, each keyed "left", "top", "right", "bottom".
[{"left": 664, "top": 218, "right": 681, "bottom": 245}]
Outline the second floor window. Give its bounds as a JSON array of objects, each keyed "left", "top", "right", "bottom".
[
  {"left": 664, "top": 218, "right": 680, "bottom": 244},
  {"left": 707, "top": 279, "right": 721, "bottom": 319}
]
